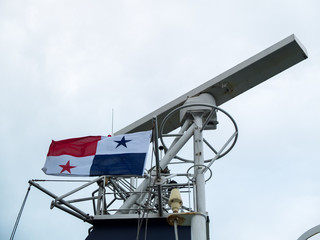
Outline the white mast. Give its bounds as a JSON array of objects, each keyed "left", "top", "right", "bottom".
[
  {"left": 27, "top": 34, "right": 307, "bottom": 240},
  {"left": 114, "top": 34, "right": 307, "bottom": 240}
]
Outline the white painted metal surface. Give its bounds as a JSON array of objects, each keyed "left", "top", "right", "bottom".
[
  {"left": 298, "top": 225, "right": 320, "bottom": 240},
  {"left": 192, "top": 114, "right": 207, "bottom": 240}
]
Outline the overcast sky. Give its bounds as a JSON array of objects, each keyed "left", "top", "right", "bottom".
[{"left": 1, "top": 1, "right": 320, "bottom": 239}]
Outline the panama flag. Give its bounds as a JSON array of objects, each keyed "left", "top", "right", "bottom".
[{"left": 42, "top": 130, "right": 152, "bottom": 176}]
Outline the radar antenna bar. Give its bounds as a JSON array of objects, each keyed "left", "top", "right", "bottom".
[{"left": 115, "top": 34, "right": 307, "bottom": 135}]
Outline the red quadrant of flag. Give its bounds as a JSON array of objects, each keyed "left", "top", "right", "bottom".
[{"left": 47, "top": 136, "right": 102, "bottom": 157}]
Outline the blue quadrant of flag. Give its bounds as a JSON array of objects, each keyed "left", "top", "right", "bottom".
[{"left": 90, "top": 153, "right": 147, "bottom": 176}]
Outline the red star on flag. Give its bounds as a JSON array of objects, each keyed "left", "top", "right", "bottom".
[{"left": 59, "top": 160, "right": 76, "bottom": 173}]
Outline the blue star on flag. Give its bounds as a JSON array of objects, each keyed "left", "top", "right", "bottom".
[{"left": 114, "top": 136, "right": 132, "bottom": 148}]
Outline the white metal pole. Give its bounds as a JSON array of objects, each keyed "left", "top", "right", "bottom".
[
  {"left": 191, "top": 214, "right": 207, "bottom": 240},
  {"left": 192, "top": 114, "right": 207, "bottom": 240}
]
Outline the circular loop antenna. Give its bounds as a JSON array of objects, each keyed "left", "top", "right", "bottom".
[
  {"left": 186, "top": 164, "right": 212, "bottom": 182},
  {"left": 159, "top": 103, "right": 238, "bottom": 163}
]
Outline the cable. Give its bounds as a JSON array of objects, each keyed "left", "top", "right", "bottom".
[
  {"left": 136, "top": 177, "right": 155, "bottom": 240},
  {"left": 174, "top": 219, "right": 179, "bottom": 240},
  {"left": 144, "top": 210, "right": 149, "bottom": 240},
  {"left": 10, "top": 184, "right": 32, "bottom": 240},
  {"left": 136, "top": 210, "right": 143, "bottom": 240},
  {"left": 137, "top": 123, "right": 157, "bottom": 240}
]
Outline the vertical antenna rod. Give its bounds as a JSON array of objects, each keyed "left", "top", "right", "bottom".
[{"left": 112, "top": 108, "right": 114, "bottom": 136}]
